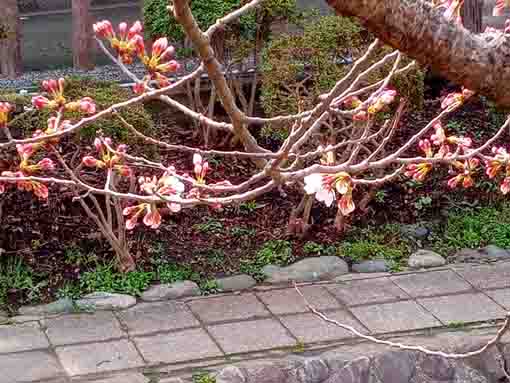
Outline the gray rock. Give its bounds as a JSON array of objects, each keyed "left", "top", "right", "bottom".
[
  {"left": 414, "top": 353, "right": 455, "bottom": 381},
  {"left": 290, "top": 358, "right": 329, "bottom": 383},
  {"left": 449, "top": 246, "right": 510, "bottom": 264},
  {"left": 408, "top": 250, "right": 446, "bottom": 269},
  {"left": 352, "top": 259, "right": 389, "bottom": 273},
  {"left": 400, "top": 224, "right": 430, "bottom": 239},
  {"left": 141, "top": 281, "right": 200, "bottom": 301},
  {"left": 262, "top": 257, "right": 348, "bottom": 284},
  {"left": 452, "top": 360, "right": 489, "bottom": 383},
  {"left": 75, "top": 292, "right": 136, "bottom": 311},
  {"left": 323, "top": 357, "right": 372, "bottom": 383},
  {"left": 372, "top": 351, "right": 415, "bottom": 383},
  {"left": 18, "top": 298, "right": 75, "bottom": 316},
  {"left": 216, "top": 366, "right": 247, "bottom": 383},
  {"left": 480, "top": 245, "right": 510, "bottom": 260},
  {"left": 216, "top": 275, "right": 256, "bottom": 292},
  {"left": 244, "top": 361, "right": 297, "bottom": 383}
]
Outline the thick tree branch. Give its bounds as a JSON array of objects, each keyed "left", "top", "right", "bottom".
[{"left": 326, "top": 0, "right": 510, "bottom": 108}]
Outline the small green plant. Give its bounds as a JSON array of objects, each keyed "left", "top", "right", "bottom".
[
  {"left": 440, "top": 205, "right": 510, "bottom": 251},
  {"left": 205, "top": 249, "right": 226, "bottom": 267},
  {"left": 239, "top": 200, "right": 265, "bottom": 214},
  {"left": 303, "top": 241, "right": 336, "bottom": 256},
  {"left": 0, "top": 257, "right": 44, "bottom": 306},
  {"left": 192, "top": 372, "right": 216, "bottom": 383},
  {"left": 230, "top": 226, "right": 257, "bottom": 237},
  {"left": 255, "top": 240, "right": 292, "bottom": 266},
  {"left": 64, "top": 247, "right": 97, "bottom": 267},
  {"left": 446, "top": 321, "right": 466, "bottom": 329},
  {"left": 193, "top": 218, "right": 224, "bottom": 234},
  {"left": 414, "top": 196, "right": 433, "bottom": 211},
  {"left": 56, "top": 282, "right": 82, "bottom": 300},
  {"left": 293, "top": 339, "right": 306, "bottom": 353},
  {"left": 157, "top": 263, "right": 196, "bottom": 284},
  {"left": 80, "top": 265, "right": 155, "bottom": 296},
  {"left": 446, "top": 120, "right": 466, "bottom": 135},
  {"left": 199, "top": 280, "right": 221, "bottom": 296},
  {"left": 375, "top": 190, "right": 387, "bottom": 204},
  {"left": 339, "top": 240, "right": 405, "bottom": 264}
]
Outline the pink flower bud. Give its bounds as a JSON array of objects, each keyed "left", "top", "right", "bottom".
[
  {"left": 42, "top": 79, "right": 57, "bottom": 93},
  {"left": 104, "top": 137, "right": 113, "bottom": 148},
  {"left": 79, "top": 97, "right": 96, "bottom": 114},
  {"left": 193, "top": 153, "right": 202, "bottom": 165},
  {"left": 93, "top": 20, "right": 114, "bottom": 39},
  {"left": 160, "top": 46, "right": 176, "bottom": 61},
  {"left": 58, "top": 78, "right": 65, "bottom": 94},
  {"left": 128, "top": 20, "right": 143, "bottom": 40},
  {"left": 117, "top": 144, "right": 128, "bottom": 153},
  {"left": 133, "top": 82, "right": 145, "bottom": 94},
  {"left": 156, "top": 60, "right": 180, "bottom": 73},
  {"left": 94, "top": 137, "right": 103, "bottom": 153},
  {"left": 37, "top": 158, "right": 55, "bottom": 171},
  {"left": 16, "top": 144, "right": 34, "bottom": 159},
  {"left": 115, "top": 165, "right": 132, "bottom": 177},
  {"left": 118, "top": 22, "right": 128, "bottom": 39},
  {"left": 82, "top": 156, "right": 98, "bottom": 167},
  {"left": 152, "top": 37, "right": 168, "bottom": 57},
  {"left": 131, "top": 34, "right": 145, "bottom": 57}
]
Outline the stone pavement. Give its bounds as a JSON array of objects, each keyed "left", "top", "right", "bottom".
[{"left": 2, "top": 262, "right": 510, "bottom": 383}]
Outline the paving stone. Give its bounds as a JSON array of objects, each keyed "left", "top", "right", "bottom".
[
  {"left": 485, "top": 288, "right": 510, "bottom": 310},
  {"left": 0, "top": 350, "right": 65, "bottom": 382},
  {"left": 257, "top": 285, "right": 339, "bottom": 315},
  {"left": 327, "top": 277, "right": 410, "bottom": 306},
  {"left": 141, "top": 281, "right": 201, "bottom": 302},
  {"left": 189, "top": 293, "right": 269, "bottom": 323},
  {"left": 135, "top": 328, "right": 222, "bottom": 364},
  {"left": 90, "top": 373, "right": 150, "bottom": 383},
  {"left": 76, "top": 292, "right": 137, "bottom": 311},
  {"left": 208, "top": 318, "right": 295, "bottom": 354},
  {"left": 334, "top": 272, "right": 390, "bottom": 282},
  {"left": 352, "top": 259, "right": 389, "bottom": 273},
  {"left": 408, "top": 250, "right": 446, "bottom": 269},
  {"left": 18, "top": 298, "right": 75, "bottom": 316},
  {"left": 280, "top": 311, "right": 366, "bottom": 343},
  {"left": 351, "top": 301, "right": 441, "bottom": 333},
  {"left": 391, "top": 270, "right": 472, "bottom": 298},
  {"left": 56, "top": 339, "right": 144, "bottom": 376},
  {"left": 457, "top": 263, "right": 510, "bottom": 289},
  {"left": 216, "top": 275, "right": 257, "bottom": 292},
  {"left": 0, "top": 322, "right": 49, "bottom": 353},
  {"left": 117, "top": 301, "right": 199, "bottom": 336},
  {"left": 418, "top": 293, "right": 507, "bottom": 323},
  {"left": 43, "top": 311, "right": 124, "bottom": 345},
  {"left": 262, "top": 257, "right": 349, "bottom": 284}
]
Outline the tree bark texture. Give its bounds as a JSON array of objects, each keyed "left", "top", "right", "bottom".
[
  {"left": 72, "top": 0, "right": 94, "bottom": 70},
  {"left": 326, "top": 0, "right": 510, "bottom": 108},
  {"left": 0, "top": 0, "right": 21, "bottom": 78},
  {"left": 463, "top": 0, "right": 483, "bottom": 33}
]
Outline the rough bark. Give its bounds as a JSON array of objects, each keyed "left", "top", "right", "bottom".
[
  {"left": 326, "top": 0, "right": 510, "bottom": 108},
  {"left": 463, "top": 0, "right": 483, "bottom": 33},
  {"left": 72, "top": 0, "right": 94, "bottom": 70},
  {"left": 0, "top": 0, "right": 21, "bottom": 78}
]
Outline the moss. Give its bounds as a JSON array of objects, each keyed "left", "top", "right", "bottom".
[{"left": 4, "top": 77, "right": 154, "bottom": 144}]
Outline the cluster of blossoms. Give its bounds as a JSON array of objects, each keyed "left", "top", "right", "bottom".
[
  {"left": 304, "top": 172, "right": 355, "bottom": 216},
  {"left": 486, "top": 147, "right": 510, "bottom": 194},
  {"left": 32, "top": 78, "right": 96, "bottom": 114},
  {"left": 0, "top": 110, "right": 56, "bottom": 199},
  {"left": 493, "top": 0, "right": 510, "bottom": 16},
  {"left": 342, "top": 88, "right": 397, "bottom": 121},
  {"left": 82, "top": 138, "right": 132, "bottom": 177},
  {"left": 93, "top": 20, "right": 180, "bottom": 91}
]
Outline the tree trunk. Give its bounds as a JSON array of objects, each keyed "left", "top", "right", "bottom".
[
  {"left": 0, "top": 0, "right": 21, "bottom": 78},
  {"left": 72, "top": 0, "right": 94, "bottom": 70},
  {"left": 463, "top": 0, "right": 483, "bottom": 33},
  {"left": 326, "top": 0, "right": 510, "bottom": 108}
]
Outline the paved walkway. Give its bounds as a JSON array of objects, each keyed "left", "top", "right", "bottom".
[{"left": 2, "top": 262, "right": 510, "bottom": 383}]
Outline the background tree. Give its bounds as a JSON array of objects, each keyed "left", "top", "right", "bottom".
[
  {"left": 72, "top": 0, "right": 94, "bottom": 70},
  {"left": 0, "top": 0, "right": 22, "bottom": 78}
]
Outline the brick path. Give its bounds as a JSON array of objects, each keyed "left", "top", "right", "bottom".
[{"left": 2, "top": 262, "right": 510, "bottom": 383}]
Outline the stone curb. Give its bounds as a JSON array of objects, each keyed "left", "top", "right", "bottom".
[{"left": 7, "top": 254, "right": 510, "bottom": 320}]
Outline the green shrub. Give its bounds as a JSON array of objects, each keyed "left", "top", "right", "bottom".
[
  {"left": 260, "top": 15, "right": 424, "bottom": 120},
  {"left": 143, "top": 0, "right": 255, "bottom": 41},
  {"left": 6, "top": 77, "right": 154, "bottom": 143},
  {"left": 80, "top": 265, "right": 155, "bottom": 296},
  {"left": 338, "top": 240, "right": 405, "bottom": 264},
  {"left": 441, "top": 206, "right": 510, "bottom": 251}
]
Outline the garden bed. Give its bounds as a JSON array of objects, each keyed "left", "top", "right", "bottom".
[{"left": 1, "top": 77, "right": 510, "bottom": 312}]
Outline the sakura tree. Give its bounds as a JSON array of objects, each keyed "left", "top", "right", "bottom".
[{"left": 1, "top": 0, "right": 510, "bottom": 273}]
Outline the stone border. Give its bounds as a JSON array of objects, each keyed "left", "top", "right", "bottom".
[{"left": 7, "top": 247, "right": 509, "bottom": 320}]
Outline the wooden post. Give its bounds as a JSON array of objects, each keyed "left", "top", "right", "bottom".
[
  {"left": 72, "top": 0, "right": 94, "bottom": 70},
  {"left": 0, "top": 0, "right": 22, "bottom": 78},
  {"left": 463, "top": 0, "right": 483, "bottom": 33}
]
